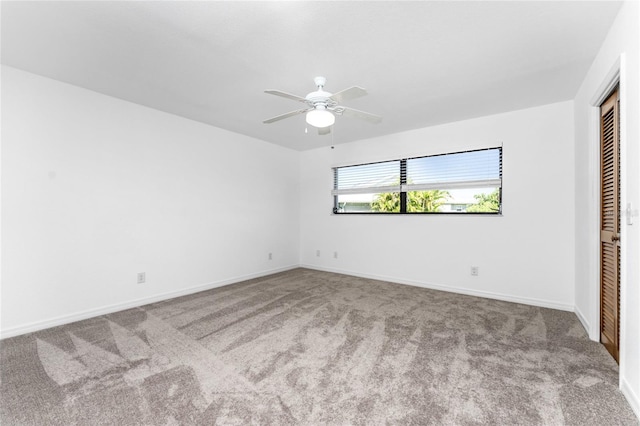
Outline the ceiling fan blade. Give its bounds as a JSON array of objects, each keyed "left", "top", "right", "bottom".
[
  {"left": 318, "top": 127, "right": 332, "bottom": 136},
  {"left": 330, "top": 86, "right": 367, "bottom": 103},
  {"left": 341, "top": 107, "right": 382, "bottom": 124},
  {"left": 263, "top": 108, "right": 310, "bottom": 124},
  {"left": 264, "top": 90, "right": 307, "bottom": 103}
]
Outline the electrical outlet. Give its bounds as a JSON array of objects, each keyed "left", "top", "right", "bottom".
[
  {"left": 137, "top": 272, "right": 146, "bottom": 284},
  {"left": 334, "top": 251, "right": 338, "bottom": 259},
  {"left": 470, "top": 266, "right": 479, "bottom": 276},
  {"left": 268, "top": 252, "right": 272, "bottom": 260},
  {"left": 316, "top": 250, "right": 320, "bottom": 257}
]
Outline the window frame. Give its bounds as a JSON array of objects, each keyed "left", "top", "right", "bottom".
[{"left": 332, "top": 147, "right": 503, "bottom": 215}]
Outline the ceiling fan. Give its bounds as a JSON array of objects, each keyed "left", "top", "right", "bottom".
[{"left": 262, "top": 76, "right": 382, "bottom": 135}]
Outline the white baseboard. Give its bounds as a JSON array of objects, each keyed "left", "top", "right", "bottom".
[
  {"left": 300, "top": 264, "right": 575, "bottom": 312},
  {"left": 0, "top": 265, "right": 298, "bottom": 340},
  {"left": 621, "top": 378, "right": 640, "bottom": 421},
  {"left": 0, "top": 264, "right": 578, "bottom": 339},
  {"left": 573, "top": 304, "right": 594, "bottom": 340}
]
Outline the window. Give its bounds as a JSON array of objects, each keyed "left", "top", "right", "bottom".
[{"left": 332, "top": 147, "right": 502, "bottom": 214}]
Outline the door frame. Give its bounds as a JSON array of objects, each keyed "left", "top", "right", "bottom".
[{"left": 587, "top": 53, "right": 628, "bottom": 383}]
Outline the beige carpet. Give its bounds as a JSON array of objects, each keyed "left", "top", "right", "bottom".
[{"left": 1, "top": 268, "right": 637, "bottom": 425}]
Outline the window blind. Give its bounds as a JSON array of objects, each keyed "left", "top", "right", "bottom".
[
  {"left": 331, "top": 160, "right": 400, "bottom": 196},
  {"left": 403, "top": 148, "right": 502, "bottom": 191}
]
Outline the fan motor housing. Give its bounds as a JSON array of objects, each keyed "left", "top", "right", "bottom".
[{"left": 306, "top": 90, "right": 336, "bottom": 109}]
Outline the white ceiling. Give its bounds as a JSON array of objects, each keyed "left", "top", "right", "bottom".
[{"left": 2, "top": 1, "right": 622, "bottom": 151}]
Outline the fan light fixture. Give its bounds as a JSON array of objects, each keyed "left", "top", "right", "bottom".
[{"left": 306, "top": 107, "right": 335, "bottom": 128}]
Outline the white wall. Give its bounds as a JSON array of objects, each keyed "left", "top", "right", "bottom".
[
  {"left": 300, "top": 101, "right": 575, "bottom": 311},
  {"left": 1, "top": 66, "right": 300, "bottom": 337},
  {"left": 574, "top": 0, "right": 640, "bottom": 417}
]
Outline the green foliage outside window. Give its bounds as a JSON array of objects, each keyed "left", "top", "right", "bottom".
[
  {"left": 371, "top": 189, "right": 451, "bottom": 213},
  {"left": 465, "top": 189, "right": 501, "bottom": 213},
  {"left": 370, "top": 192, "right": 401, "bottom": 212}
]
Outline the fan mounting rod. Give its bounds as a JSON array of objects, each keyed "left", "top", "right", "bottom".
[
  {"left": 314, "top": 76, "right": 327, "bottom": 89},
  {"left": 307, "top": 76, "right": 334, "bottom": 108}
]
